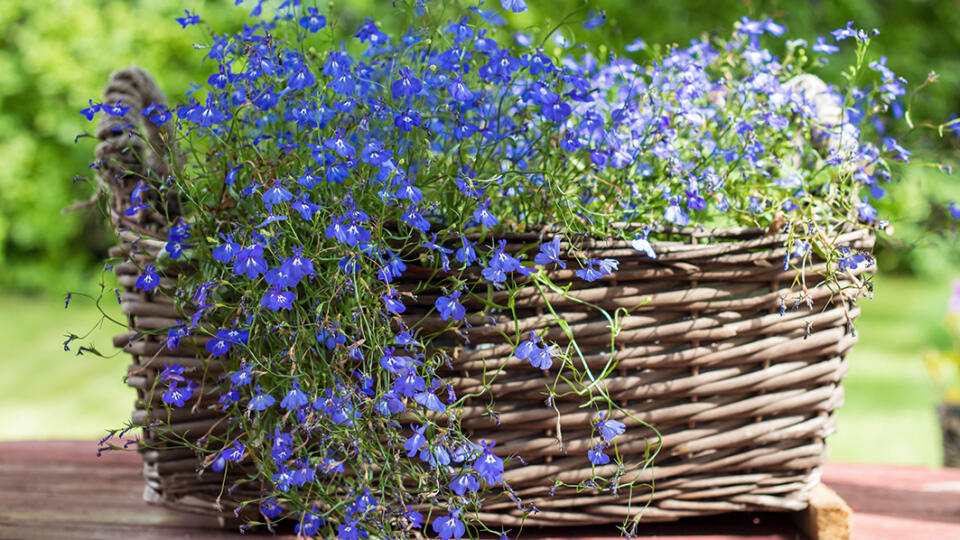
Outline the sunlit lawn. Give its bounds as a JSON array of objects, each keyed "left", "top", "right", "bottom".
[
  {"left": 830, "top": 273, "right": 950, "bottom": 466},
  {"left": 0, "top": 273, "right": 953, "bottom": 466},
  {"left": 0, "top": 288, "right": 131, "bottom": 440}
]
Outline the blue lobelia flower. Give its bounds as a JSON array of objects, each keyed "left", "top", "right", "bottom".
[
  {"left": 379, "top": 347, "right": 414, "bottom": 374},
  {"left": 291, "top": 192, "right": 320, "bottom": 220},
  {"left": 435, "top": 291, "right": 466, "bottom": 321},
  {"left": 541, "top": 101, "right": 572, "bottom": 122},
  {"left": 534, "top": 237, "right": 566, "bottom": 268},
  {"left": 489, "top": 241, "right": 522, "bottom": 272},
  {"left": 883, "top": 137, "right": 911, "bottom": 162},
  {"left": 432, "top": 510, "right": 466, "bottom": 540},
  {"left": 326, "top": 215, "right": 372, "bottom": 247},
  {"left": 262, "top": 182, "right": 293, "bottom": 206},
  {"left": 320, "top": 456, "right": 345, "bottom": 474},
  {"left": 857, "top": 196, "right": 878, "bottom": 222},
  {"left": 455, "top": 237, "right": 477, "bottom": 265},
  {"left": 664, "top": 201, "right": 690, "bottom": 226},
  {"left": 588, "top": 444, "right": 610, "bottom": 465},
  {"left": 159, "top": 364, "right": 185, "bottom": 383},
  {"left": 164, "top": 218, "right": 190, "bottom": 259},
  {"left": 447, "top": 76, "right": 474, "bottom": 102},
  {"left": 261, "top": 287, "right": 296, "bottom": 311},
  {"left": 595, "top": 413, "right": 626, "bottom": 442},
  {"left": 206, "top": 328, "right": 246, "bottom": 356},
  {"left": 831, "top": 21, "right": 859, "bottom": 42},
  {"left": 583, "top": 11, "right": 606, "bottom": 30},
  {"left": 631, "top": 235, "right": 657, "bottom": 259},
  {"left": 249, "top": 385, "right": 276, "bottom": 411},
  {"left": 265, "top": 265, "right": 297, "bottom": 289},
  {"left": 394, "top": 331, "right": 419, "bottom": 347},
  {"left": 280, "top": 378, "right": 310, "bottom": 410},
  {"left": 324, "top": 128, "right": 356, "bottom": 158},
  {"left": 102, "top": 100, "right": 130, "bottom": 118},
  {"left": 414, "top": 390, "right": 447, "bottom": 413},
  {"left": 377, "top": 392, "right": 406, "bottom": 416},
  {"left": 79, "top": 100, "right": 101, "bottom": 120},
  {"left": 394, "top": 109, "right": 422, "bottom": 132},
  {"left": 450, "top": 473, "right": 479, "bottom": 496},
  {"left": 283, "top": 247, "right": 314, "bottom": 282},
  {"left": 500, "top": 0, "right": 527, "bottom": 13},
  {"left": 338, "top": 520, "right": 367, "bottom": 540},
  {"left": 405, "top": 507, "right": 424, "bottom": 529},
  {"left": 393, "top": 370, "right": 426, "bottom": 397},
  {"left": 361, "top": 141, "right": 392, "bottom": 166},
  {"left": 514, "top": 331, "right": 540, "bottom": 360},
  {"left": 626, "top": 37, "right": 647, "bottom": 52},
  {"left": 596, "top": 258, "right": 619, "bottom": 275},
  {"left": 526, "top": 82, "right": 558, "bottom": 105},
  {"left": 473, "top": 441, "right": 504, "bottom": 485},
  {"left": 273, "top": 465, "right": 294, "bottom": 492},
  {"left": 529, "top": 345, "right": 555, "bottom": 370},
  {"left": 513, "top": 32, "right": 531, "bottom": 47},
  {"left": 222, "top": 441, "right": 245, "bottom": 462},
  {"left": 420, "top": 442, "right": 451, "bottom": 468},
  {"left": 576, "top": 260, "right": 604, "bottom": 282},
  {"left": 287, "top": 64, "right": 316, "bottom": 92},
  {"left": 404, "top": 424, "right": 427, "bottom": 457},
  {"left": 174, "top": 9, "right": 200, "bottom": 28},
  {"left": 473, "top": 202, "right": 499, "bottom": 227},
  {"left": 299, "top": 7, "right": 326, "bottom": 33},
  {"left": 482, "top": 265, "right": 507, "bottom": 284},
  {"left": 136, "top": 265, "right": 161, "bottom": 291},
  {"left": 233, "top": 244, "right": 268, "bottom": 279},
  {"left": 294, "top": 507, "right": 324, "bottom": 537},
  {"left": 272, "top": 428, "right": 293, "bottom": 462},
  {"left": 396, "top": 181, "right": 423, "bottom": 203},
  {"left": 812, "top": 36, "right": 839, "bottom": 54},
  {"left": 256, "top": 214, "right": 288, "bottom": 228},
  {"left": 212, "top": 235, "right": 240, "bottom": 263},
  {"left": 391, "top": 67, "right": 422, "bottom": 100},
  {"left": 260, "top": 498, "right": 282, "bottom": 519},
  {"left": 166, "top": 323, "right": 191, "bottom": 350},
  {"left": 162, "top": 381, "right": 193, "bottom": 407},
  {"left": 291, "top": 460, "right": 316, "bottom": 487},
  {"left": 378, "top": 251, "right": 407, "bottom": 283},
  {"left": 230, "top": 364, "right": 253, "bottom": 387},
  {"left": 354, "top": 17, "right": 389, "bottom": 45},
  {"left": 382, "top": 291, "right": 406, "bottom": 314}
]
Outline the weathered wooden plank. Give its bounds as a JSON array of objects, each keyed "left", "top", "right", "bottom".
[
  {"left": 791, "top": 483, "right": 852, "bottom": 540},
  {"left": 3, "top": 442, "right": 960, "bottom": 539},
  {"left": 822, "top": 462, "right": 960, "bottom": 539}
]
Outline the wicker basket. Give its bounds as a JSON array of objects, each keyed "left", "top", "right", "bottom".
[{"left": 97, "top": 68, "right": 875, "bottom": 527}]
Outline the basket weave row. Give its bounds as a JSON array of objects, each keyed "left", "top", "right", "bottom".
[{"left": 98, "top": 68, "right": 874, "bottom": 527}]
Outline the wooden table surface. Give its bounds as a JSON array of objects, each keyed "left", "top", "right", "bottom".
[{"left": 1, "top": 440, "right": 958, "bottom": 539}]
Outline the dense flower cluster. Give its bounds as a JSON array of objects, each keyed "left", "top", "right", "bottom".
[{"left": 83, "top": 1, "right": 932, "bottom": 537}]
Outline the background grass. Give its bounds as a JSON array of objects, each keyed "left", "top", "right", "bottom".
[
  {"left": 1, "top": 273, "right": 950, "bottom": 466},
  {"left": 830, "top": 274, "right": 950, "bottom": 466},
  {"left": 0, "top": 289, "right": 129, "bottom": 440}
]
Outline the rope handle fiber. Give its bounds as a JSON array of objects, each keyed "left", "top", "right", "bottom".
[{"left": 94, "top": 67, "right": 179, "bottom": 237}]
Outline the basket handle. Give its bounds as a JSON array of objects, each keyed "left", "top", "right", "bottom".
[{"left": 94, "top": 67, "right": 179, "bottom": 235}]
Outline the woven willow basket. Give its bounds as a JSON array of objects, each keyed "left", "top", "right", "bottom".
[{"left": 97, "top": 68, "right": 874, "bottom": 527}]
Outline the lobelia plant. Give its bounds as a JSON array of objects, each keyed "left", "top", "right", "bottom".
[{"left": 75, "top": 1, "right": 950, "bottom": 538}]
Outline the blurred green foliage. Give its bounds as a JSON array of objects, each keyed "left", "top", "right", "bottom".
[
  {"left": 0, "top": 0, "right": 245, "bottom": 292},
  {"left": 1, "top": 0, "right": 958, "bottom": 293}
]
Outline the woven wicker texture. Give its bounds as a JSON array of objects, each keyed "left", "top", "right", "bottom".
[{"left": 97, "top": 68, "right": 874, "bottom": 526}]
